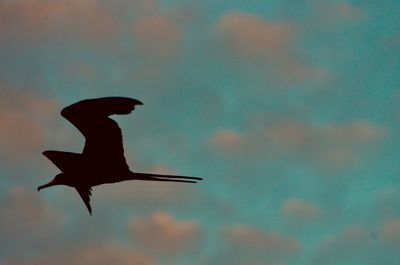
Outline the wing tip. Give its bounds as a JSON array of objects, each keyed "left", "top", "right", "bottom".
[
  {"left": 60, "top": 97, "right": 143, "bottom": 117},
  {"left": 42, "top": 150, "right": 52, "bottom": 157}
]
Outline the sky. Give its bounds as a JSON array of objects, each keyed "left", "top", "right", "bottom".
[{"left": 0, "top": 0, "right": 400, "bottom": 264}]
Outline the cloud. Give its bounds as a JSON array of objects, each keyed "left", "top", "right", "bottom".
[
  {"left": 211, "top": 120, "right": 386, "bottom": 169},
  {"left": 312, "top": 1, "right": 365, "bottom": 24},
  {"left": 207, "top": 225, "right": 300, "bottom": 265},
  {"left": 379, "top": 219, "right": 400, "bottom": 245},
  {"left": 0, "top": 187, "right": 62, "bottom": 234},
  {"left": 282, "top": 198, "right": 320, "bottom": 220},
  {"left": 0, "top": 187, "right": 63, "bottom": 258},
  {"left": 4, "top": 243, "right": 154, "bottom": 265},
  {"left": 0, "top": 0, "right": 119, "bottom": 44},
  {"left": 214, "top": 11, "right": 328, "bottom": 84},
  {"left": 64, "top": 60, "right": 98, "bottom": 80},
  {"left": 215, "top": 11, "right": 294, "bottom": 60},
  {"left": 373, "top": 187, "right": 400, "bottom": 218},
  {"left": 126, "top": 4, "right": 194, "bottom": 85},
  {"left": 0, "top": 83, "right": 59, "bottom": 162},
  {"left": 133, "top": 15, "right": 182, "bottom": 60},
  {"left": 225, "top": 225, "right": 300, "bottom": 254},
  {"left": 107, "top": 0, "right": 159, "bottom": 18},
  {"left": 311, "top": 221, "right": 400, "bottom": 265},
  {"left": 130, "top": 212, "right": 202, "bottom": 257},
  {"left": 311, "top": 225, "right": 370, "bottom": 265}
]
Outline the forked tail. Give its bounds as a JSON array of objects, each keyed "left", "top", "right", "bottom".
[{"left": 133, "top": 172, "right": 202, "bottom": 183}]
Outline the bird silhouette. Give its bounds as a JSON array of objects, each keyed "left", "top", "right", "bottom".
[{"left": 38, "top": 97, "right": 202, "bottom": 215}]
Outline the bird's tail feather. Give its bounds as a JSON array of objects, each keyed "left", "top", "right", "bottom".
[{"left": 133, "top": 172, "right": 202, "bottom": 183}]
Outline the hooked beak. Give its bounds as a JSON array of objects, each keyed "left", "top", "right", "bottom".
[{"left": 37, "top": 179, "right": 57, "bottom": 191}]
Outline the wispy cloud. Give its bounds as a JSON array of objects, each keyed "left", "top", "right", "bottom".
[
  {"left": 133, "top": 15, "right": 183, "bottom": 60},
  {"left": 0, "top": 83, "right": 59, "bottom": 162},
  {"left": 0, "top": 187, "right": 63, "bottom": 259},
  {"left": 130, "top": 212, "right": 203, "bottom": 257},
  {"left": 380, "top": 218, "right": 400, "bottom": 244},
  {"left": 0, "top": 0, "right": 119, "bottom": 45},
  {"left": 4, "top": 243, "right": 154, "bottom": 265},
  {"left": 207, "top": 224, "right": 300, "bottom": 264},
  {"left": 211, "top": 120, "right": 386, "bottom": 170},
  {"left": 311, "top": 220, "right": 400, "bottom": 265},
  {"left": 214, "top": 11, "right": 329, "bottom": 85},
  {"left": 282, "top": 198, "right": 321, "bottom": 220}
]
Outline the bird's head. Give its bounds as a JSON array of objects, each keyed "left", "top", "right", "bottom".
[{"left": 37, "top": 173, "right": 67, "bottom": 191}]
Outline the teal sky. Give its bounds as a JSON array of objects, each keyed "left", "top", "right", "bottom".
[{"left": 1, "top": 0, "right": 400, "bottom": 264}]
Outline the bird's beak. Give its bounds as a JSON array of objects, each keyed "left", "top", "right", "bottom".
[{"left": 37, "top": 179, "right": 57, "bottom": 191}]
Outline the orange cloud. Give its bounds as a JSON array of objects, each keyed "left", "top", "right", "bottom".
[
  {"left": 0, "top": 0, "right": 119, "bottom": 44},
  {"left": 0, "top": 83, "right": 59, "bottom": 162},
  {"left": 130, "top": 212, "right": 202, "bottom": 256}
]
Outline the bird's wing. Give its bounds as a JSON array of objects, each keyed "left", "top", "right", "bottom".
[
  {"left": 76, "top": 187, "right": 92, "bottom": 215},
  {"left": 61, "top": 97, "right": 142, "bottom": 170},
  {"left": 42, "top": 150, "right": 82, "bottom": 173}
]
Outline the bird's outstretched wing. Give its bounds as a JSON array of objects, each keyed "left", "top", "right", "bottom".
[
  {"left": 61, "top": 97, "right": 142, "bottom": 170},
  {"left": 76, "top": 187, "right": 92, "bottom": 215},
  {"left": 42, "top": 150, "right": 82, "bottom": 173}
]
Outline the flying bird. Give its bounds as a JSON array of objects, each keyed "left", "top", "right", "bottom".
[{"left": 38, "top": 97, "right": 202, "bottom": 215}]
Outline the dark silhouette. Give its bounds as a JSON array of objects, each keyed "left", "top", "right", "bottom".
[{"left": 38, "top": 97, "right": 202, "bottom": 215}]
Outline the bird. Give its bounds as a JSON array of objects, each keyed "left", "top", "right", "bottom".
[{"left": 38, "top": 97, "right": 202, "bottom": 215}]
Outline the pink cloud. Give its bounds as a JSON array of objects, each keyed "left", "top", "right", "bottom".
[
  {"left": 64, "top": 60, "right": 98, "bottom": 80},
  {"left": 380, "top": 218, "right": 400, "bottom": 245},
  {"left": 0, "top": 0, "right": 119, "bottom": 44},
  {"left": 210, "top": 224, "right": 301, "bottom": 264},
  {"left": 132, "top": 14, "right": 183, "bottom": 60},
  {"left": 128, "top": 5, "right": 194, "bottom": 84},
  {"left": 373, "top": 187, "right": 400, "bottom": 218},
  {"left": 212, "top": 130, "right": 242, "bottom": 150},
  {"left": 282, "top": 198, "right": 321, "bottom": 220},
  {"left": 215, "top": 11, "right": 294, "bottom": 59},
  {"left": 225, "top": 225, "right": 300, "bottom": 255},
  {"left": 4, "top": 243, "right": 154, "bottom": 265},
  {"left": 105, "top": 0, "right": 159, "bottom": 18},
  {"left": 312, "top": 1, "right": 365, "bottom": 23},
  {"left": 214, "top": 11, "right": 329, "bottom": 84},
  {"left": 130, "top": 212, "right": 202, "bottom": 256},
  {"left": 311, "top": 222, "right": 400, "bottom": 264},
  {"left": 0, "top": 187, "right": 63, "bottom": 251},
  {"left": 0, "top": 83, "right": 59, "bottom": 162},
  {"left": 211, "top": 120, "right": 386, "bottom": 169},
  {"left": 311, "top": 225, "right": 369, "bottom": 264}
]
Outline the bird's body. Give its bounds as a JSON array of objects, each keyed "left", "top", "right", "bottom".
[{"left": 38, "top": 97, "right": 201, "bottom": 214}]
